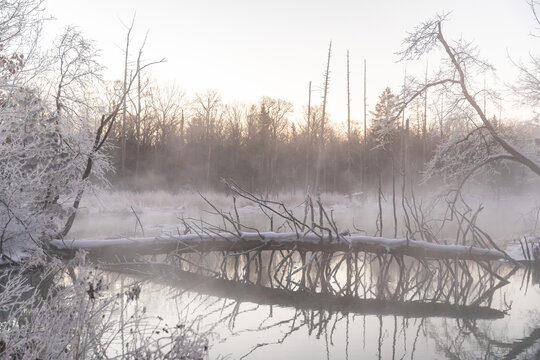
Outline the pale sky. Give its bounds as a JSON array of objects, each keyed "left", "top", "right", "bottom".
[{"left": 43, "top": 0, "right": 538, "bottom": 128}]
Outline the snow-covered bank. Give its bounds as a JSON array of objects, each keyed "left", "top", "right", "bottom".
[{"left": 502, "top": 236, "right": 540, "bottom": 261}]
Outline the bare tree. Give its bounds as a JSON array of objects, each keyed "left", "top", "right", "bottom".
[
  {"left": 315, "top": 41, "right": 332, "bottom": 191},
  {"left": 51, "top": 26, "right": 103, "bottom": 116},
  {"left": 120, "top": 16, "right": 135, "bottom": 176},
  {"left": 346, "top": 50, "right": 353, "bottom": 194},
  {"left": 149, "top": 82, "right": 185, "bottom": 147},
  {"left": 398, "top": 14, "right": 540, "bottom": 185},
  {"left": 193, "top": 90, "right": 222, "bottom": 188},
  {"left": 511, "top": 1, "right": 540, "bottom": 113},
  {"left": 320, "top": 41, "right": 332, "bottom": 146},
  {"left": 260, "top": 97, "right": 292, "bottom": 141},
  {"left": 259, "top": 96, "right": 293, "bottom": 191},
  {"left": 305, "top": 81, "right": 312, "bottom": 189}
]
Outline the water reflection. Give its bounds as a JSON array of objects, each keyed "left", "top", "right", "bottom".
[{"left": 94, "top": 250, "right": 540, "bottom": 359}]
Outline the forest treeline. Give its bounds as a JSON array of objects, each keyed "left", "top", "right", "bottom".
[{"left": 108, "top": 83, "right": 529, "bottom": 194}]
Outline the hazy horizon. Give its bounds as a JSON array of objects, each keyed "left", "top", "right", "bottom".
[{"left": 44, "top": 0, "right": 539, "bottom": 127}]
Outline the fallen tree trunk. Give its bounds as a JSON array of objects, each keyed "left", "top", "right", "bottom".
[
  {"left": 50, "top": 231, "right": 507, "bottom": 262},
  {"left": 103, "top": 262, "right": 506, "bottom": 319}
]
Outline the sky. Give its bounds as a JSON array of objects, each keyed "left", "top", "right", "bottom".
[{"left": 43, "top": 0, "right": 538, "bottom": 128}]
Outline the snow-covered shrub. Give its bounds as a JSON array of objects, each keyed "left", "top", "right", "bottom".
[
  {"left": 0, "top": 252, "right": 211, "bottom": 359},
  {"left": 0, "top": 1, "right": 113, "bottom": 253},
  {"left": 0, "top": 88, "right": 101, "bottom": 250}
]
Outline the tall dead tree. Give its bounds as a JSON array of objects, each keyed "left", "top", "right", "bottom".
[
  {"left": 315, "top": 41, "right": 332, "bottom": 191},
  {"left": 134, "top": 46, "right": 143, "bottom": 176},
  {"left": 347, "top": 50, "right": 352, "bottom": 144},
  {"left": 321, "top": 41, "right": 331, "bottom": 146},
  {"left": 305, "top": 81, "right": 312, "bottom": 190},
  {"left": 120, "top": 17, "right": 135, "bottom": 176},
  {"left": 422, "top": 61, "right": 428, "bottom": 165},
  {"left": 363, "top": 59, "right": 367, "bottom": 185},
  {"left": 346, "top": 50, "right": 352, "bottom": 193}
]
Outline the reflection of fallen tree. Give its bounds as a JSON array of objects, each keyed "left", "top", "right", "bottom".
[
  {"left": 429, "top": 318, "right": 540, "bottom": 360},
  {"left": 503, "top": 327, "right": 540, "bottom": 360},
  {"left": 103, "top": 262, "right": 505, "bottom": 319},
  {"left": 50, "top": 232, "right": 506, "bottom": 262}
]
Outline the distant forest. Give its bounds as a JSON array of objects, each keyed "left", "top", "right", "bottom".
[{"left": 107, "top": 83, "right": 533, "bottom": 194}]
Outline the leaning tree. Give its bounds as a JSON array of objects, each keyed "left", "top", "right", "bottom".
[{"left": 397, "top": 13, "right": 540, "bottom": 192}]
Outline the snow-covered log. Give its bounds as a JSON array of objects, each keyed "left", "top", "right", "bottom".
[{"left": 50, "top": 231, "right": 507, "bottom": 262}]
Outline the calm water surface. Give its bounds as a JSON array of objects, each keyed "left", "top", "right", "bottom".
[
  {"left": 72, "top": 201, "right": 540, "bottom": 359},
  {"left": 102, "top": 261, "right": 540, "bottom": 360}
]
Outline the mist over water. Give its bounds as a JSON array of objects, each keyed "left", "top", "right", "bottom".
[{"left": 72, "top": 185, "right": 540, "bottom": 244}]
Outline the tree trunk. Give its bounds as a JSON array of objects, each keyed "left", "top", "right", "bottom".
[{"left": 51, "top": 231, "right": 508, "bottom": 262}]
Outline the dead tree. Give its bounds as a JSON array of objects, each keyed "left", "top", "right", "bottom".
[
  {"left": 120, "top": 16, "right": 135, "bottom": 176},
  {"left": 346, "top": 50, "right": 352, "bottom": 194},
  {"left": 363, "top": 59, "right": 367, "bottom": 184},
  {"left": 315, "top": 41, "right": 332, "bottom": 191},
  {"left": 305, "top": 81, "right": 312, "bottom": 189}
]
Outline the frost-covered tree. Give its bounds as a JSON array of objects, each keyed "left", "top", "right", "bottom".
[
  {"left": 0, "top": 0, "right": 61, "bottom": 254},
  {"left": 424, "top": 112, "right": 515, "bottom": 187},
  {"left": 398, "top": 14, "right": 540, "bottom": 189},
  {"left": 0, "top": 87, "right": 107, "bottom": 252},
  {"left": 0, "top": 0, "right": 158, "bottom": 255},
  {"left": 371, "top": 87, "right": 399, "bottom": 150}
]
